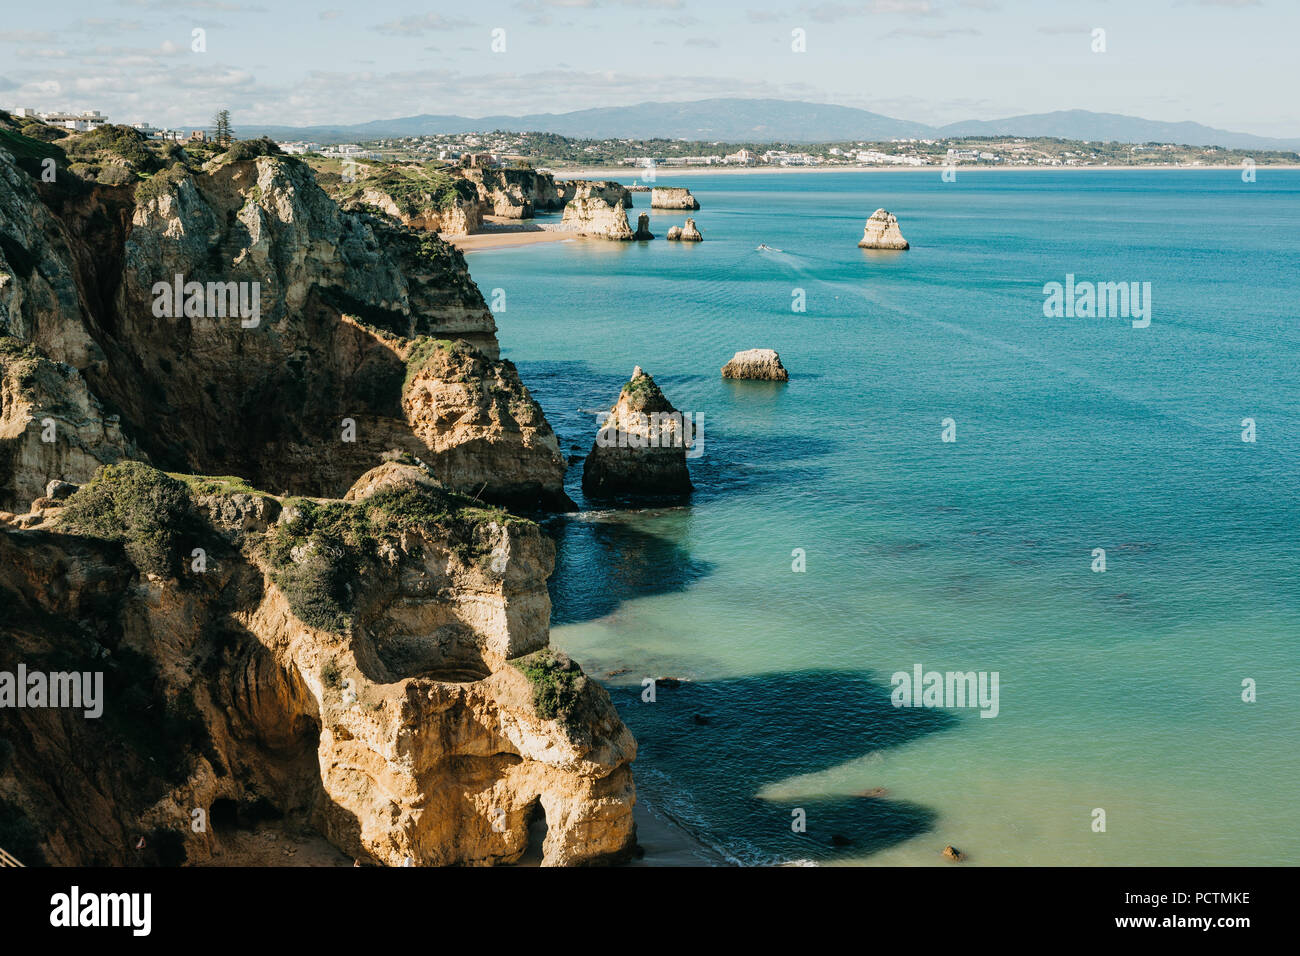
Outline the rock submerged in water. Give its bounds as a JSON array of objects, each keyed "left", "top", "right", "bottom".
[
  {"left": 650, "top": 186, "right": 700, "bottom": 209},
  {"left": 666, "top": 218, "right": 702, "bottom": 242},
  {"left": 942, "top": 844, "right": 966, "bottom": 862},
  {"left": 721, "top": 348, "right": 789, "bottom": 382},
  {"left": 857, "top": 208, "right": 909, "bottom": 250},
  {"left": 633, "top": 213, "right": 654, "bottom": 241},
  {"left": 581, "top": 366, "right": 694, "bottom": 498}
]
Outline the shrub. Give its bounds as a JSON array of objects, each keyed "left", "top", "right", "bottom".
[
  {"left": 513, "top": 650, "right": 587, "bottom": 727},
  {"left": 134, "top": 162, "right": 190, "bottom": 206},
  {"left": 59, "top": 462, "right": 202, "bottom": 578}
]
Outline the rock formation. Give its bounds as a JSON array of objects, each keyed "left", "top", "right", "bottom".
[
  {"left": 0, "top": 461, "right": 635, "bottom": 866},
  {"left": 582, "top": 367, "right": 693, "bottom": 497},
  {"left": 0, "top": 129, "right": 632, "bottom": 867},
  {"left": 457, "top": 166, "right": 564, "bottom": 218},
  {"left": 666, "top": 218, "right": 703, "bottom": 242},
  {"left": 651, "top": 186, "right": 700, "bottom": 210},
  {"left": 558, "top": 180, "right": 633, "bottom": 209},
  {"left": 721, "top": 348, "right": 789, "bottom": 381},
  {"left": 632, "top": 213, "right": 654, "bottom": 241},
  {"left": 560, "top": 197, "right": 635, "bottom": 240},
  {"left": 0, "top": 140, "right": 569, "bottom": 511},
  {"left": 857, "top": 208, "right": 909, "bottom": 250}
]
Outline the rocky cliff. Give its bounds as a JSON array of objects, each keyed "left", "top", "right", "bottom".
[
  {"left": 0, "top": 128, "right": 631, "bottom": 867},
  {"left": 0, "top": 461, "right": 635, "bottom": 866},
  {"left": 857, "top": 208, "right": 909, "bottom": 250},
  {"left": 558, "top": 180, "right": 633, "bottom": 209},
  {"left": 458, "top": 167, "right": 564, "bottom": 219},
  {"left": 560, "top": 197, "right": 635, "bottom": 240},
  {"left": 0, "top": 140, "right": 570, "bottom": 511},
  {"left": 666, "top": 218, "right": 703, "bottom": 242},
  {"left": 329, "top": 165, "right": 483, "bottom": 236}
]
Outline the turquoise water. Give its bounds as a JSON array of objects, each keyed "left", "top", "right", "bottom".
[{"left": 467, "top": 170, "right": 1300, "bottom": 866}]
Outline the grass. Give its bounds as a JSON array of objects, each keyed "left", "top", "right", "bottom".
[
  {"left": 512, "top": 649, "right": 588, "bottom": 727},
  {"left": 169, "top": 473, "right": 270, "bottom": 498},
  {"left": 336, "top": 164, "right": 475, "bottom": 216}
]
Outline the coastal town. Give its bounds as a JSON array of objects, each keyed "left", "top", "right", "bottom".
[{"left": 7, "top": 106, "right": 1296, "bottom": 172}]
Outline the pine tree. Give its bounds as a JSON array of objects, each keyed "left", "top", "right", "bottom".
[{"left": 212, "top": 110, "right": 233, "bottom": 147}]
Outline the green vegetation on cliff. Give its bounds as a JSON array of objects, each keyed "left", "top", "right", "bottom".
[
  {"left": 60, "top": 462, "right": 203, "bottom": 578},
  {"left": 512, "top": 649, "right": 588, "bottom": 727}
]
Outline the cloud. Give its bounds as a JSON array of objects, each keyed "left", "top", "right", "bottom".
[
  {"left": 806, "top": 1, "right": 938, "bottom": 24},
  {"left": 372, "top": 13, "right": 473, "bottom": 36},
  {"left": 0, "top": 76, "right": 17, "bottom": 92},
  {"left": 319, "top": 9, "right": 344, "bottom": 20},
  {"left": 684, "top": 37, "right": 720, "bottom": 47},
  {"left": 1037, "top": 24, "right": 1093, "bottom": 35},
  {"left": 884, "top": 27, "right": 980, "bottom": 38},
  {"left": 0, "top": 30, "right": 57, "bottom": 44}
]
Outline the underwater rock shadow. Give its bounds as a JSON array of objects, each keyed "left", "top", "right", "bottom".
[
  {"left": 544, "top": 513, "right": 715, "bottom": 625},
  {"left": 607, "top": 669, "right": 957, "bottom": 862}
]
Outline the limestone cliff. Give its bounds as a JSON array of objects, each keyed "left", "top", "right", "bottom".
[
  {"left": 633, "top": 213, "right": 654, "bottom": 241},
  {"left": 650, "top": 186, "right": 700, "bottom": 210},
  {"left": 857, "top": 208, "right": 909, "bottom": 250},
  {"left": 0, "top": 128, "right": 634, "bottom": 867},
  {"left": 560, "top": 197, "right": 635, "bottom": 240},
  {"left": 0, "top": 462, "right": 635, "bottom": 866},
  {"left": 583, "top": 367, "right": 693, "bottom": 497},
  {"left": 458, "top": 167, "right": 564, "bottom": 219},
  {"left": 558, "top": 180, "right": 633, "bottom": 209},
  {"left": 330, "top": 166, "right": 483, "bottom": 236},
  {"left": 0, "top": 140, "right": 569, "bottom": 510}
]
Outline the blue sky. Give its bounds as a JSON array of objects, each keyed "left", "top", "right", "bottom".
[{"left": 1, "top": 0, "right": 1295, "bottom": 136}]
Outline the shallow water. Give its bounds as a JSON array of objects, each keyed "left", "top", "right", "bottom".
[{"left": 468, "top": 170, "right": 1300, "bottom": 865}]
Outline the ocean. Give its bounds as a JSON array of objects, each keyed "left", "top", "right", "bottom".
[{"left": 465, "top": 169, "right": 1300, "bottom": 866}]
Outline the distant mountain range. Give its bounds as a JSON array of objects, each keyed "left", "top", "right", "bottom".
[{"left": 235, "top": 98, "right": 1300, "bottom": 152}]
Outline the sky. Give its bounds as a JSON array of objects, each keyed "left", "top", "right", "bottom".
[{"left": 1, "top": 0, "right": 1296, "bottom": 137}]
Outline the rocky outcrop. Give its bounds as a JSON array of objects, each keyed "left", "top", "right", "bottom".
[
  {"left": 457, "top": 167, "right": 564, "bottom": 218},
  {"left": 558, "top": 180, "right": 633, "bottom": 209},
  {"left": 0, "top": 142, "right": 569, "bottom": 510},
  {"left": 857, "top": 208, "right": 909, "bottom": 250},
  {"left": 651, "top": 186, "right": 700, "bottom": 210},
  {"left": 582, "top": 367, "right": 693, "bottom": 497},
  {"left": 666, "top": 218, "right": 703, "bottom": 242},
  {"left": 632, "top": 214, "right": 654, "bottom": 241},
  {"left": 560, "top": 197, "right": 634, "bottom": 240},
  {"left": 0, "top": 461, "right": 635, "bottom": 866},
  {"left": 721, "top": 348, "right": 789, "bottom": 381},
  {"left": 345, "top": 185, "right": 482, "bottom": 236}
]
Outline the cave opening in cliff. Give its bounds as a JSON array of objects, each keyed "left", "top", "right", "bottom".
[
  {"left": 210, "top": 798, "right": 239, "bottom": 832},
  {"left": 521, "top": 800, "right": 548, "bottom": 864}
]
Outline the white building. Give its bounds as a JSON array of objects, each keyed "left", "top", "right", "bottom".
[
  {"left": 39, "top": 109, "right": 108, "bottom": 131},
  {"left": 724, "top": 149, "right": 755, "bottom": 165}
]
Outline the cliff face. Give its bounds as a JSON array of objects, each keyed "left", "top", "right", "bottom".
[
  {"left": 347, "top": 185, "right": 482, "bottom": 236},
  {"left": 722, "top": 348, "right": 789, "bottom": 381},
  {"left": 0, "top": 147, "right": 569, "bottom": 510},
  {"left": 458, "top": 167, "right": 564, "bottom": 219},
  {"left": 0, "top": 133, "right": 630, "bottom": 867},
  {"left": 560, "top": 197, "right": 634, "bottom": 240},
  {"left": 558, "top": 180, "right": 633, "bottom": 209},
  {"left": 0, "top": 463, "right": 635, "bottom": 866}
]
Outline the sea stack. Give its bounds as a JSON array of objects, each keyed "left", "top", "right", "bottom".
[
  {"left": 633, "top": 213, "right": 654, "bottom": 240},
  {"left": 857, "top": 208, "right": 909, "bottom": 249},
  {"left": 651, "top": 186, "right": 700, "bottom": 210},
  {"left": 582, "top": 366, "right": 694, "bottom": 497},
  {"left": 560, "top": 196, "right": 635, "bottom": 239},
  {"left": 666, "top": 218, "right": 703, "bottom": 242},
  {"left": 721, "top": 349, "right": 789, "bottom": 381}
]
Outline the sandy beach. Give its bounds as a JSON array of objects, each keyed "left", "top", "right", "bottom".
[{"left": 449, "top": 230, "right": 580, "bottom": 252}]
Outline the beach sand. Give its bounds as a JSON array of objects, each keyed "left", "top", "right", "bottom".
[
  {"left": 448, "top": 230, "right": 579, "bottom": 252},
  {"left": 629, "top": 800, "right": 730, "bottom": 867}
]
